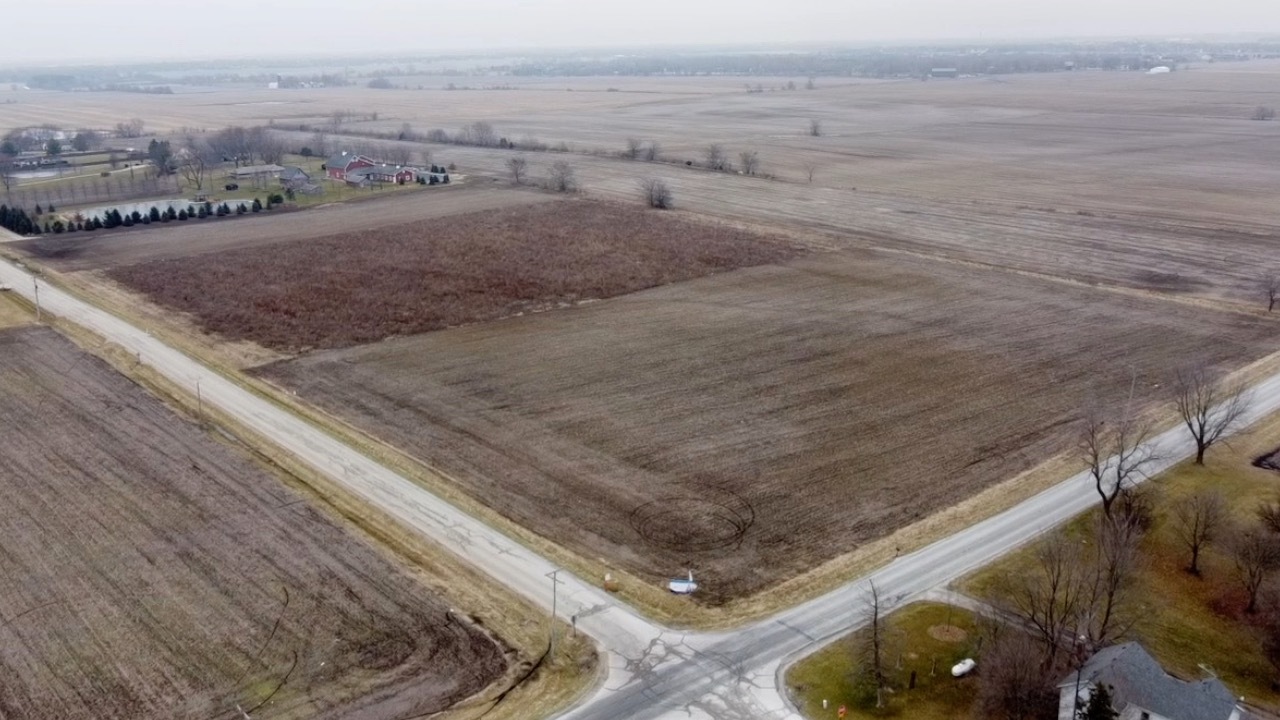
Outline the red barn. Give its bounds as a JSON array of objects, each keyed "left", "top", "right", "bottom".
[{"left": 324, "top": 152, "right": 374, "bottom": 180}]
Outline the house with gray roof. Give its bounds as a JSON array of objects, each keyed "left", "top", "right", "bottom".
[
  {"left": 343, "top": 163, "right": 418, "bottom": 186},
  {"left": 1057, "top": 642, "right": 1243, "bottom": 720}
]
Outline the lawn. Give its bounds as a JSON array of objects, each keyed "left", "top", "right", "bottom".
[
  {"left": 965, "top": 410, "right": 1280, "bottom": 712},
  {"left": 786, "top": 603, "right": 981, "bottom": 719}
]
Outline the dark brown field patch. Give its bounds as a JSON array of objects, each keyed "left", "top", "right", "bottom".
[{"left": 107, "top": 199, "right": 802, "bottom": 351}]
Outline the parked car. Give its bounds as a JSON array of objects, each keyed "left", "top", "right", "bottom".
[
  {"left": 951, "top": 658, "right": 976, "bottom": 677},
  {"left": 224, "top": 183, "right": 239, "bottom": 191}
]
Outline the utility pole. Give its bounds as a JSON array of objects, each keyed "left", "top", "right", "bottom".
[
  {"left": 31, "top": 276, "right": 40, "bottom": 322},
  {"left": 195, "top": 378, "right": 203, "bottom": 425},
  {"left": 546, "top": 569, "right": 560, "bottom": 659}
]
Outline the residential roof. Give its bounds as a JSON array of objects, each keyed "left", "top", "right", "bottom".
[
  {"left": 231, "top": 164, "right": 284, "bottom": 176},
  {"left": 325, "top": 151, "right": 370, "bottom": 170},
  {"left": 279, "top": 166, "right": 309, "bottom": 180},
  {"left": 345, "top": 163, "right": 416, "bottom": 178},
  {"left": 1059, "top": 643, "right": 1239, "bottom": 720}
]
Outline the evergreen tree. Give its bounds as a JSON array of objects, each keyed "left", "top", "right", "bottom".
[
  {"left": 34, "top": 204, "right": 43, "bottom": 215},
  {"left": 122, "top": 216, "right": 134, "bottom": 227},
  {"left": 252, "top": 197, "right": 263, "bottom": 212},
  {"left": 149, "top": 206, "right": 162, "bottom": 222},
  {"left": 52, "top": 220, "right": 64, "bottom": 233},
  {"left": 92, "top": 216, "right": 103, "bottom": 230},
  {"left": 130, "top": 210, "right": 142, "bottom": 223},
  {"left": 47, "top": 204, "right": 55, "bottom": 213},
  {"left": 178, "top": 209, "right": 189, "bottom": 221},
  {"left": 166, "top": 207, "right": 177, "bottom": 220},
  {"left": 1079, "top": 684, "right": 1119, "bottom": 720}
]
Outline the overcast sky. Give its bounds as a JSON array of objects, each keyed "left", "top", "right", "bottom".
[{"left": 2, "top": 0, "right": 1274, "bottom": 65}]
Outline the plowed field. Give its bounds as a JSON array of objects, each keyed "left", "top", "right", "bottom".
[
  {"left": 0, "top": 327, "right": 506, "bottom": 719},
  {"left": 256, "top": 250, "right": 1280, "bottom": 602}
]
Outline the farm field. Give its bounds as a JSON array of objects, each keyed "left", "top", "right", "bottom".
[
  {"left": 0, "top": 326, "right": 507, "bottom": 719},
  {"left": 106, "top": 199, "right": 801, "bottom": 350},
  {"left": 3, "top": 62, "right": 1278, "bottom": 228},
  {"left": 15, "top": 183, "right": 546, "bottom": 270},
  {"left": 254, "top": 249, "right": 1279, "bottom": 602}
]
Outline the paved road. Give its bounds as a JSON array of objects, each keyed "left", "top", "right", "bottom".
[{"left": 3, "top": 244, "right": 1277, "bottom": 720}]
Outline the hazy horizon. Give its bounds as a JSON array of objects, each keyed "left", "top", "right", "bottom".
[{"left": 2, "top": 0, "right": 1277, "bottom": 66}]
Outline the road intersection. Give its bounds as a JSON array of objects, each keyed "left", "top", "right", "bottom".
[{"left": 3, "top": 252, "right": 1276, "bottom": 719}]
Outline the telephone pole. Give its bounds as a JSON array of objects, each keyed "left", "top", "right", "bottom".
[
  {"left": 546, "top": 569, "right": 561, "bottom": 658},
  {"left": 32, "top": 277, "right": 40, "bottom": 322}
]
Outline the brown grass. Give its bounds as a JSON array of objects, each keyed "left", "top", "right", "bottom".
[
  {"left": 0, "top": 326, "right": 508, "bottom": 720},
  {"left": 0, "top": 292, "right": 33, "bottom": 328},
  {"left": 107, "top": 198, "right": 802, "bottom": 351}
]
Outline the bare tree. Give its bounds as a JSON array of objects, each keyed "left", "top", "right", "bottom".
[
  {"left": 1081, "top": 515, "right": 1143, "bottom": 649},
  {"left": 398, "top": 122, "right": 417, "bottom": 141},
  {"left": 310, "top": 130, "right": 329, "bottom": 158},
  {"left": 803, "top": 164, "right": 817, "bottom": 183},
  {"left": 385, "top": 145, "right": 414, "bottom": 166},
  {"left": 639, "top": 177, "right": 673, "bottom": 209},
  {"left": 1172, "top": 490, "right": 1228, "bottom": 575},
  {"left": 1263, "top": 275, "right": 1280, "bottom": 313},
  {"left": 461, "top": 121, "right": 498, "bottom": 147},
  {"left": 643, "top": 142, "right": 661, "bottom": 162},
  {"left": 506, "top": 156, "right": 529, "bottom": 185},
  {"left": 704, "top": 144, "right": 731, "bottom": 172},
  {"left": 177, "top": 136, "right": 217, "bottom": 193},
  {"left": 210, "top": 126, "right": 253, "bottom": 166},
  {"left": 808, "top": 118, "right": 823, "bottom": 137},
  {"left": 114, "top": 118, "right": 145, "bottom": 138},
  {"left": 1003, "top": 530, "right": 1088, "bottom": 668},
  {"left": 1254, "top": 106, "right": 1277, "bottom": 121},
  {"left": 329, "top": 110, "right": 346, "bottom": 133},
  {"left": 974, "top": 629, "right": 1058, "bottom": 720},
  {"left": 738, "top": 150, "right": 760, "bottom": 176},
  {"left": 1080, "top": 406, "right": 1158, "bottom": 518},
  {"left": 0, "top": 156, "right": 14, "bottom": 197},
  {"left": 858, "top": 583, "right": 891, "bottom": 709},
  {"left": 1233, "top": 527, "right": 1280, "bottom": 613},
  {"left": 546, "top": 161, "right": 576, "bottom": 192},
  {"left": 624, "top": 138, "right": 643, "bottom": 160},
  {"left": 1173, "top": 365, "right": 1250, "bottom": 465}
]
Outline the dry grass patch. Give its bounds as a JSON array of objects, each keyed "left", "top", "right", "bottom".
[{"left": 0, "top": 292, "right": 33, "bottom": 328}]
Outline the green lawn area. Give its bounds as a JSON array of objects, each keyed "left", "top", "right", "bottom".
[
  {"left": 786, "top": 603, "right": 981, "bottom": 719},
  {"left": 213, "top": 154, "right": 429, "bottom": 209},
  {"left": 965, "top": 411, "right": 1280, "bottom": 713}
]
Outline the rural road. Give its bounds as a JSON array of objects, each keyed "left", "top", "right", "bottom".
[{"left": 3, "top": 247, "right": 1279, "bottom": 720}]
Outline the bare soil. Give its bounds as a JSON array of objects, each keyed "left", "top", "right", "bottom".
[
  {"left": 106, "top": 199, "right": 802, "bottom": 351},
  {"left": 0, "top": 326, "right": 507, "bottom": 720},
  {"left": 255, "top": 250, "right": 1279, "bottom": 603},
  {"left": 14, "top": 183, "right": 550, "bottom": 271}
]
